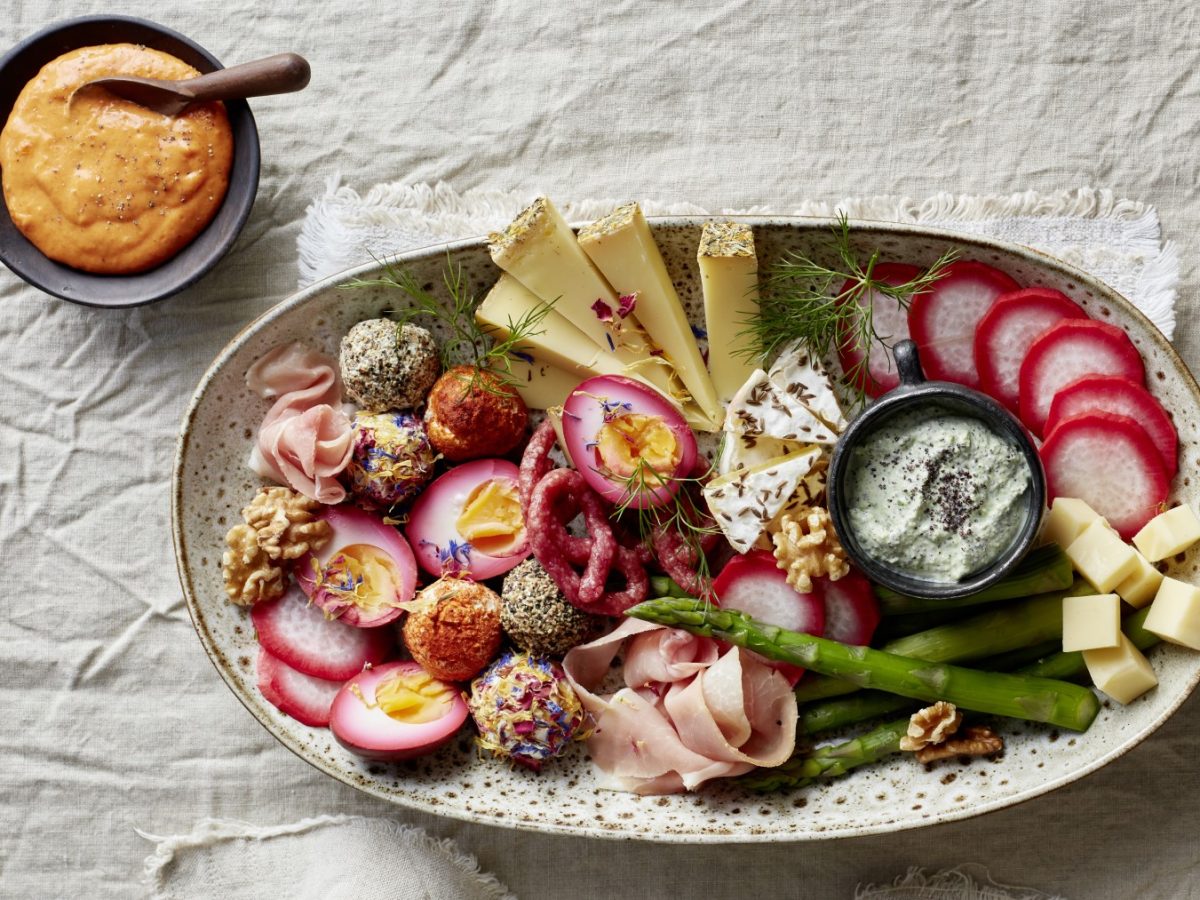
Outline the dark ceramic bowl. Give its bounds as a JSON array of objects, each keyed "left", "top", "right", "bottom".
[
  {"left": 0, "top": 15, "right": 260, "bottom": 308},
  {"left": 828, "top": 340, "right": 1046, "bottom": 600}
]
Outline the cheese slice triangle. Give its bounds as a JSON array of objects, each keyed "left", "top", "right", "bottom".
[
  {"left": 768, "top": 341, "right": 848, "bottom": 432},
  {"left": 703, "top": 446, "right": 823, "bottom": 553},
  {"left": 725, "top": 369, "right": 840, "bottom": 445}
]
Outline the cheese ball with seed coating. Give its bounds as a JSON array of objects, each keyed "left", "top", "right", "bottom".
[
  {"left": 424, "top": 365, "right": 527, "bottom": 461},
  {"left": 402, "top": 578, "right": 503, "bottom": 682},
  {"left": 340, "top": 319, "right": 440, "bottom": 411},
  {"left": 501, "top": 559, "right": 604, "bottom": 656}
]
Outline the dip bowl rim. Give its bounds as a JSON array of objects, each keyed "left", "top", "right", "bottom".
[
  {"left": 0, "top": 14, "right": 261, "bottom": 308},
  {"left": 827, "top": 339, "right": 1047, "bottom": 600}
]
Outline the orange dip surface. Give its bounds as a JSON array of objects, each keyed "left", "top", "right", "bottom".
[{"left": 0, "top": 43, "right": 234, "bottom": 274}]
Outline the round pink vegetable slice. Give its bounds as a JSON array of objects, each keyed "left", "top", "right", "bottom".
[
  {"left": 406, "top": 458, "right": 530, "bottom": 580},
  {"left": 256, "top": 647, "right": 343, "bottom": 727},
  {"left": 562, "top": 375, "right": 698, "bottom": 509},
  {"left": 296, "top": 505, "right": 417, "bottom": 628},
  {"left": 816, "top": 569, "right": 880, "bottom": 646},
  {"left": 713, "top": 550, "right": 825, "bottom": 684},
  {"left": 1045, "top": 375, "right": 1177, "bottom": 478},
  {"left": 974, "top": 287, "right": 1087, "bottom": 411},
  {"left": 1040, "top": 412, "right": 1168, "bottom": 539},
  {"left": 330, "top": 661, "right": 468, "bottom": 761},
  {"left": 836, "top": 263, "right": 923, "bottom": 397},
  {"left": 908, "top": 260, "right": 1021, "bottom": 388},
  {"left": 252, "top": 583, "right": 394, "bottom": 681},
  {"left": 1017, "top": 319, "right": 1146, "bottom": 436}
]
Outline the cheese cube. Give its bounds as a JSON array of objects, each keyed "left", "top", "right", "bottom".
[
  {"left": 1083, "top": 633, "right": 1158, "bottom": 704},
  {"left": 697, "top": 222, "right": 760, "bottom": 403},
  {"left": 1114, "top": 551, "right": 1163, "bottom": 609},
  {"left": 1041, "top": 497, "right": 1102, "bottom": 549},
  {"left": 1144, "top": 577, "right": 1200, "bottom": 650},
  {"left": 1062, "top": 594, "right": 1121, "bottom": 651},
  {"left": 1132, "top": 505, "right": 1200, "bottom": 562},
  {"left": 1065, "top": 519, "right": 1139, "bottom": 593}
]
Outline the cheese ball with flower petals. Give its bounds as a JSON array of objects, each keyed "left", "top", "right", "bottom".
[{"left": 346, "top": 411, "right": 437, "bottom": 511}]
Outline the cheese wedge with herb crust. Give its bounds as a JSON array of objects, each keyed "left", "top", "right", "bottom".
[
  {"left": 698, "top": 222, "right": 760, "bottom": 403},
  {"left": 578, "top": 203, "right": 722, "bottom": 431},
  {"left": 703, "top": 446, "right": 823, "bottom": 553}
]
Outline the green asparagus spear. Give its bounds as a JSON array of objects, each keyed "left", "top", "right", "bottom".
[
  {"left": 741, "top": 718, "right": 911, "bottom": 792},
  {"left": 793, "top": 584, "right": 1087, "bottom": 704},
  {"left": 874, "top": 544, "right": 1074, "bottom": 615},
  {"left": 800, "top": 692, "right": 916, "bottom": 734},
  {"left": 626, "top": 597, "right": 1101, "bottom": 732},
  {"left": 649, "top": 574, "right": 696, "bottom": 599}
]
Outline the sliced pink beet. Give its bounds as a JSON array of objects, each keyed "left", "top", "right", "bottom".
[
  {"left": 974, "top": 287, "right": 1087, "bottom": 411},
  {"left": 406, "top": 459, "right": 530, "bottom": 580},
  {"left": 256, "top": 647, "right": 343, "bottom": 727},
  {"left": 713, "top": 550, "right": 825, "bottom": 684},
  {"left": 252, "top": 583, "right": 394, "bottom": 681},
  {"left": 330, "top": 661, "right": 468, "bottom": 761},
  {"left": 562, "top": 374, "right": 697, "bottom": 509},
  {"left": 1045, "top": 375, "right": 1177, "bottom": 478},
  {"left": 1018, "top": 319, "right": 1146, "bottom": 436},
  {"left": 1040, "top": 412, "right": 1168, "bottom": 539},
  {"left": 297, "top": 505, "right": 417, "bottom": 628},
  {"left": 816, "top": 569, "right": 880, "bottom": 646},
  {"left": 908, "top": 260, "right": 1021, "bottom": 388},
  {"left": 836, "top": 263, "right": 923, "bottom": 397}
]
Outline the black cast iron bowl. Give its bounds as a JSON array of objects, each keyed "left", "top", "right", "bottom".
[
  {"left": 828, "top": 339, "right": 1046, "bottom": 600},
  {"left": 0, "top": 15, "right": 260, "bottom": 308}
]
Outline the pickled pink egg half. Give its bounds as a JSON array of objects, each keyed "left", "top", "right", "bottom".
[
  {"left": 330, "top": 661, "right": 468, "bottom": 760},
  {"left": 562, "top": 375, "right": 698, "bottom": 509},
  {"left": 297, "top": 505, "right": 417, "bottom": 628},
  {"left": 406, "top": 458, "right": 531, "bottom": 580}
]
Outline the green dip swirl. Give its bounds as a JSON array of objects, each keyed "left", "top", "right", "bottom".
[{"left": 844, "top": 405, "right": 1030, "bottom": 581}]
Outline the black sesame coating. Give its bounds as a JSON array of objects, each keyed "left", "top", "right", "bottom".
[
  {"left": 500, "top": 559, "right": 605, "bottom": 657},
  {"left": 339, "top": 319, "right": 441, "bottom": 411}
]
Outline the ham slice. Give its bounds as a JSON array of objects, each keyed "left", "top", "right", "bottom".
[
  {"left": 246, "top": 343, "right": 353, "bottom": 504},
  {"left": 564, "top": 618, "right": 797, "bottom": 795}
]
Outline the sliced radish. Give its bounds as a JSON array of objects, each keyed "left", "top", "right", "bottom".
[
  {"left": 252, "top": 583, "right": 394, "bottom": 681},
  {"left": 1018, "top": 319, "right": 1145, "bottom": 436},
  {"left": 406, "top": 459, "right": 531, "bottom": 580},
  {"left": 908, "top": 260, "right": 1021, "bottom": 388},
  {"left": 1045, "top": 375, "right": 1177, "bottom": 478},
  {"left": 297, "top": 505, "right": 417, "bottom": 628},
  {"left": 974, "top": 287, "right": 1087, "bottom": 411},
  {"left": 712, "top": 550, "right": 825, "bottom": 684},
  {"left": 562, "top": 375, "right": 698, "bottom": 509},
  {"left": 1040, "top": 412, "right": 1168, "bottom": 539},
  {"left": 256, "top": 647, "right": 343, "bottom": 727},
  {"left": 330, "top": 661, "right": 468, "bottom": 761},
  {"left": 836, "top": 262, "right": 923, "bottom": 397},
  {"left": 816, "top": 569, "right": 880, "bottom": 646}
]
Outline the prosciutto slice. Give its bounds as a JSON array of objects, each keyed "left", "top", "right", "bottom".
[
  {"left": 246, "top": 343, "right": 353, "bottom": 504},
  {"left": 563, "top": 618, "right": 797, "bottom": 795}
]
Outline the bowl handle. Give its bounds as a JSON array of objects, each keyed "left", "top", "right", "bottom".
[{"left": 893, "top": 339, "right": 927, "bottom": 386}]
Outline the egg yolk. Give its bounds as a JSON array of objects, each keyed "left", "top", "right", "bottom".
[
  {"left": 319, "top": 544, "right": 404, "bottom": 614},
  {"left": 367, "top": 670, "right": 455, "bottom": 724},
  {"left": 455, "top": 479, "right": 525, "bottom": 556},
  {"left": 595, "top": 413, "right": 681, "bottom": 480}
]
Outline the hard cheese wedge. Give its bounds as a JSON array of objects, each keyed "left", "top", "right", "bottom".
[
  {"left": 1061, "top": 593, "right": 1121, "bottom": 652},
  {"left": 578, "top": 203, "right": 722, "bottom": 430},
  {"left": 698, "top": 222, "right": 760, "bottom": 403},
  {"left": 1065, "top": 519, "right": 1138, "bottom": 593},
  {"left": 703, "top": 446, "right": 823, "bottom": 553},
  {"left": 1132, "top": 505, "right": 1200, "bottom": 562},
  {"left": 1083, "top": 633, "right": 1158, "bottom": 704},
  {"left": 1042, "top": 497, "right": 1103, "bottom": 549},
  {"left": 1144, "top": 576, "right": 1200, "bottom": 650},
  {"left": 496, "top": 355, "right": 581, "bottom": 410}
]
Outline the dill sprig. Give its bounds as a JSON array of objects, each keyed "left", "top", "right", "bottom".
[
  {"left": 343, "top": 254, "right": 555, "bottom": 396},
  {"left": 745, "top": 214, "right": 958, "bottom": 396}
]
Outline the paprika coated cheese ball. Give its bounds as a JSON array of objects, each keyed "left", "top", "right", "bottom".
[
  {"left": 424, "top": 365, "right": 528, "bottom": 461},
  {"left": 402, "top": 577, "right": 503, "bottom": 682}
]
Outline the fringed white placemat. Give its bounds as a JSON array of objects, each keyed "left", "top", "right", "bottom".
[{"left": 297, "top": 181, "right": 1178, "bottom": 339}]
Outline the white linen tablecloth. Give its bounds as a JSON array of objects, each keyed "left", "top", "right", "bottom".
[{"left": 3, "top": 3, "right": 1199, "bottom": 897}]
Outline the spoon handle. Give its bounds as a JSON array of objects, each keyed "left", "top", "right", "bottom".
[{"left": 178, "top": 53, "right": 311, "bottom": 103}]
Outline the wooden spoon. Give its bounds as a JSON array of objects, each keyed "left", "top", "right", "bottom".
[{"left": 71, "top": 52, "right": 310, "bottom": 116}]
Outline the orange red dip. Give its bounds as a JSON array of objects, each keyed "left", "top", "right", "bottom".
[{"left": 0, "top": 43, "right": 234, "bottom": 274}]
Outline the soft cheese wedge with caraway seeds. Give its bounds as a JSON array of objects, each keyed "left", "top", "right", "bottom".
[
  {"left": 698, "top": 221, "right": 760, "bottom": 403},
  {"left": 703, "top": 446, "right": 823, "bottom": 553},
  {"left": 578, "top": 203, "right": 722, "bottom": 430}
]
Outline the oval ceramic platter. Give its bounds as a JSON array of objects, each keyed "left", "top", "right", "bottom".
[{"left": 173, "top": 218, "right": 1200, "bottom": 842}]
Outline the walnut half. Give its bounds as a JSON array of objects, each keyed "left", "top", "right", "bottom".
[
  {"left": 771, "top": 505, "right": 850, "bottom": 593},
  {"left": 221, "top": 523, "right": 286, "bottom": 606},
  {"left": 915, "top": 726, "right": 1005, "bottom": 764},
  {"left": 900, "top": 701, "right": 963, "bottom": 751},
  {"left": 241, "top": 486, "right": 331, "bottom": 561}
]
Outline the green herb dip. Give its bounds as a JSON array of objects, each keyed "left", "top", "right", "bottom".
[{"left": 844, "top": 405, "right": 1030, "bottom": 581}]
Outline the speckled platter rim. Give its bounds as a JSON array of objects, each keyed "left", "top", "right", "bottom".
[{"left": 173, "top": 216, "right": 1200, "bottom": 842}]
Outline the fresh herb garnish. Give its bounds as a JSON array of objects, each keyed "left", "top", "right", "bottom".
[{"left": 744, "top": 214, "right": 957, "bottom": 398}]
